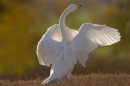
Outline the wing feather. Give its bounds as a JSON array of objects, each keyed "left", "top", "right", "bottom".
[
  {"left": 51, "top": 27, "right": 78, "bottom": 41},
  {"left": 72, "top": 23, "right": 121, "bottom": 66},
  {"left": 36, "top": 24, "right": 60, "bottom": 67},
  {"left": 36, "top": 24, "right": 78, "bottom": 67}
]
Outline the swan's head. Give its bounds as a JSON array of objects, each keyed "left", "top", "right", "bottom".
[{"left": 67, "top": 4, "right": 82, "bottom": 12}]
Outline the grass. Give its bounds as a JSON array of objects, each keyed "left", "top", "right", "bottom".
[{"left": 0, "top": 73, "right": 130, "bottom": 86}]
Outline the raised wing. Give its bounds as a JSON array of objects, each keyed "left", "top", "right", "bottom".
[
  {"left": 72, "top": 23, "right": 121, "bottom": 67},
  {"left": 51, "top": 27, "right": 78, "bottom": 41},
  {"left": 36, "top": 24, "right": 60, "bottom": 67},
  {"left": 36, "top": 24, "right": 78, "bottom": 67}
]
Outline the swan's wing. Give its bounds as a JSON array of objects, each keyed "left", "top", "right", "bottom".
[
  {"left": 69, "top": 28, "right": 78, "bottom": 37},
  {"left": 51, "top": 27, "right": 78, "bottom": 41},
  {"left": 51, "top": 25, "right": 62, "bottom": 41},
  {"left": 36, "top": 24, "right": 78, "bottom": 67},
  {"left": 36, "top": 24, "right": 61, "bottom": 67},
  {"left": 72, "top": 23, "right": 121, "bottom": 67}
]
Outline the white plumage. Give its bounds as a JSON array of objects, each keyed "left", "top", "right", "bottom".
[{"left": 36, "top": 4, "right": 121, "bottom": 84}]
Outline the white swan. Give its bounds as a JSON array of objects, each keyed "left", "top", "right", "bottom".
[{"left": 36, "top": 4, "right": 121, "bottom": 84}]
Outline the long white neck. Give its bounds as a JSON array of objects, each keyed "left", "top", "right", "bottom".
[{"left": 59, "top": 8, "right": 73, "bottom": 42}]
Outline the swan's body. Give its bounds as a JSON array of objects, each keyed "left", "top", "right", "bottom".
[{"left": 36, "top": 4, "right": 121, "bottom": 84}]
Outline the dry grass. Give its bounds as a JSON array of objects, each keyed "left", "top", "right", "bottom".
[{"left": 0, "top": 73, "right": 130, "bottom": 86}]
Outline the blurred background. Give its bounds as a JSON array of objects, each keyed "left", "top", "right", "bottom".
[{"left": 0, "top": 0, "right": 130, "bottom": 79}]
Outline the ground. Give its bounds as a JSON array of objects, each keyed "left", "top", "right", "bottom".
[{"left": 0, "top": 73, "right": 130, "bottom": 86}]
